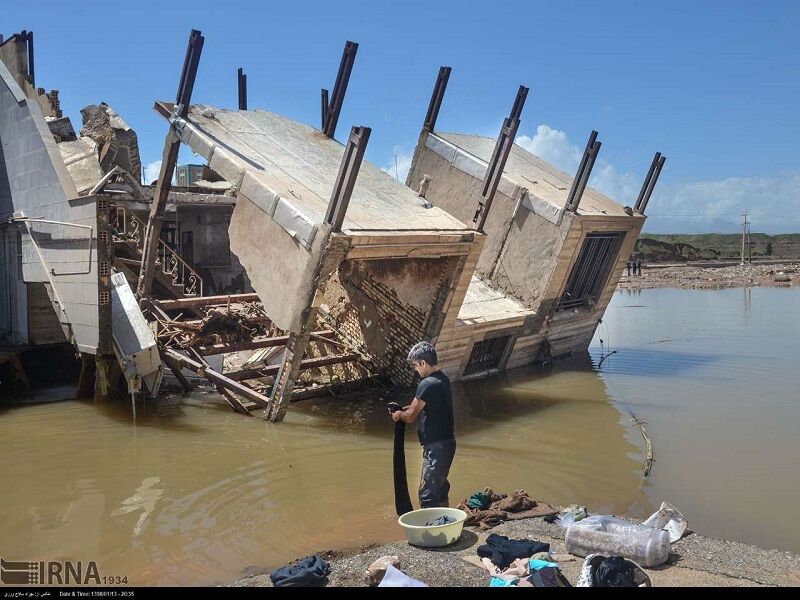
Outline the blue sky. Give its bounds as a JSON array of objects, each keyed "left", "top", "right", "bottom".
[{"left": 8, "top": 0, "right": 799, "bottom": 233}]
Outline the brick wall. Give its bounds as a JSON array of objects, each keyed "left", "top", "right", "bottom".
[{"left": 324, "top": 257, "right": 451, "bottom": 387}]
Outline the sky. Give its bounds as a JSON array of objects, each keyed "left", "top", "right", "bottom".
[{"left": 7, "top": 0, "right": 799, "bottom": 233}]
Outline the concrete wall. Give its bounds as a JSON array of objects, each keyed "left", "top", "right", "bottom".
[
  {"left": 0, "top": 60, "right": 97, "bottom": 352},
  {"left": 408, "top": 138, "right": 577, "bottom": 313},
  {"left": 229, "top": 191, "right": 330, "bottom": 333},
  {"left": 408, "top": 141, "right": 517, "bottom": 278}
]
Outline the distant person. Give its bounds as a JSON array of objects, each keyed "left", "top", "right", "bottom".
[
  {"left": 636, "top": 258, "right": 642, "bottom": 276},
  {"left": 390, "top": 342, "right": 455, "bottom": 508},
  {"left": 626, "top": 258, "right": 633, "bottom": 277}
]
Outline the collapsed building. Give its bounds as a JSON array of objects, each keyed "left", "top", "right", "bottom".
[
  {"left": 408, "top": 68, "right": 665, "bottom": 379},
  {"left": 0, "top": 29, "right": 665, "bottom": 421}
]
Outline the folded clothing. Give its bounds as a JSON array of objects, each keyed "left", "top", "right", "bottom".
[
  {"left": 378, "top": 565, "right": 427, "bottom": 587},
  {"left": 270, "top": 555, "right": 331, "bottom": 587},
  {"left": 476, "top": 534, "right": 550, "bottom": 569}
]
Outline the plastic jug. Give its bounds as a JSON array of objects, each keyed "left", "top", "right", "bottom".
[{"left": 564, "top": 515, "right": 670, "bottom": 567}]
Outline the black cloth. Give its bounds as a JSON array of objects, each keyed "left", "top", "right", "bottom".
[
  {"left": 527, "top": 567, "right": 572, "bottom": 588},
  {"left": 476, "top": 534, "right": 550, "bottom": 569},
  {"left": 593, "top": 556, "right": 636, "bottom": 587},
  {"left": 415, "top": 370, "right": 454, "bottom": 446},
  {"left": 269, "top": 555, "right": 331, "bottom": 587},
  {"left": 393, "top": 420, "right": 414, "bottom": 516}
]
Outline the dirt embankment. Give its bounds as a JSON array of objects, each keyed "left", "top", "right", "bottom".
[{"left": 618, "top": 262, "right": 798, "bottom": 290}]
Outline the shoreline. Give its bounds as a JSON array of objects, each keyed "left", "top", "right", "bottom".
[
  {"left": 618, "top": 261, "right": 798, "bottom": 290},
  {"left": 234, "top": 512, "right": 800, "bottom": 587}
]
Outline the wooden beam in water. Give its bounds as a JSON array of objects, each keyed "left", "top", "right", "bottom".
[{"left": 163, "top": 348, "right": 270, "bottom": 409}]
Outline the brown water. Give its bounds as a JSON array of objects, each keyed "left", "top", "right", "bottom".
[{"left": 0, "top": 286, "right": 797, "bottom": 585}]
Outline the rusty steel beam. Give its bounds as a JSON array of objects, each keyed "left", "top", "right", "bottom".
[
  {"left": 321, "top": 40, "right": 358, "bottom": 138},
  {"left": 638, "top": 154, "right": 666, "bottom": 215},
  {"left": 422, "top": 66, "right": 452, "bottom": 134},
  {"left": 195, "top": 330, "right": 335, "bottom": 356},
  {"left": 325, "top": 126, "right": 371, "bottom": 231},
  {"left": 154, "top": 293, "right": 261, "bottom": 311},
  {"left": 634, "top": 152, "right": 661, "bottom": 213},
  {"left": 237, "top": 67, "right": 248, "bottom": 110},
  {"left": 571, "top": 140, "right": 601, "bottom": 213},
  {"left": 473, "top": 85, "right": 528, "bottom": 232},
  {"left": 565, "top": 130, "right": 597, "bottom": 211},
  {"left": 138, "top": 29, "right": 204, "bottom": 298}
]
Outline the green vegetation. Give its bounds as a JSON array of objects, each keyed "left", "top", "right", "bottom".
[{"left": 634, "top": 233, "right": 800, "bottom": 262}]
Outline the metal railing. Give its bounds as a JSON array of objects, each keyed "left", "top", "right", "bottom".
[{"left": 111, "top": 206, "right": 203, "bottom": 297}]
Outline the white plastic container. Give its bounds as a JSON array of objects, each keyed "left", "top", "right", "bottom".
[
  {"left": 397, "top": 508, "right": 467, "bottom": 548},
  {"left": 565, "top": 515, "right": 670, "bottom": 567}
]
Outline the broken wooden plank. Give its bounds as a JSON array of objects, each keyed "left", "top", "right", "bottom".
[
  {"left": 194, "top": 330, "right": 335, "bottom": 356},
  {"left": 154, "top": 293, "right": 261, "bottom": 311},
  {"left": 160, "top": 350, "right": 194, "bottom": 393},
  {"left": 187, "top": 348, "right": 251, "bottom": 416},
  {"left": 227, "top": 353, "right": 359, "bottom": 382},
  {"left": 163, "top": 348, "right": 270, "bottom": 409}
]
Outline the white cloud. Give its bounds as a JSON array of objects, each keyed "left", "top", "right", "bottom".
[
  {"left": 517, "top": 124, "right": 640, "bottom": 205},
  {"left": 143, "top": 160, "right": 162, "bottom": 185},
  {"left": 646, "top": 173, "right": 800, "bottom": 234},
  {"left": 517, "top": 125, "right": 582, "bottom": 173},
  {"left": 382, "top": 148, "right": 414, "bottom": 185},
  {"left": 516, "top": 124, "right": 800, "bottom": 233}
]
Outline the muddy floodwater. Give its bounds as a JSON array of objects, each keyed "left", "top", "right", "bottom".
[{"left": 1, "top": 286, "right": 798, "bottom": 585}]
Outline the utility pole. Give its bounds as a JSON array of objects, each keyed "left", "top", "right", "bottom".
[
  {"left": 740, "top": 212, "right": 749, "bottom": 266},
  {"left": 747, "top": 216, "right": 752, "bottom": 265}
]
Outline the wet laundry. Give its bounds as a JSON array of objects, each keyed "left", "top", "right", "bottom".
[
  {"left": 476, "top": 534, "right": 550, "bottom": 569},
  {"left": 520, "top": 566, "right": 572, "bottom": 588},
  {"left": 425, "top": 515, "right": 455, "bottom": 526},
  {"left": 269, "top": 554, "right": 331, "bottom": 587},
  {"left": 491, "top": 490, "right": 537, "bottom": 512},
  {"left": 576, "top": 554, "right": 652, "bottom": 588},
  {"left": 594, "top": 556, "right": 636, "bottom": 587},
  {"left": 465, "top": 491, "right": 492, "bottom": 510},
  {"left": 458, "top": 489, "right": 557, "bottom": 529},
  {"left": 390, "top": 403, "right": 413, "bottom": 516}
]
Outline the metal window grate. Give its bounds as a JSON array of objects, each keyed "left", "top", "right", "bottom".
[
  {"left": 463, "top": 335, "right": 511, "bottom": 376},
  {"left": 558, "top": 232, "right": 625, "bottom": 311}
]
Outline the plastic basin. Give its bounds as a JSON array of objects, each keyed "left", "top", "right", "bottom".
[{"left": 397, "top": 507, "right": 467, "bottom": 548}]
